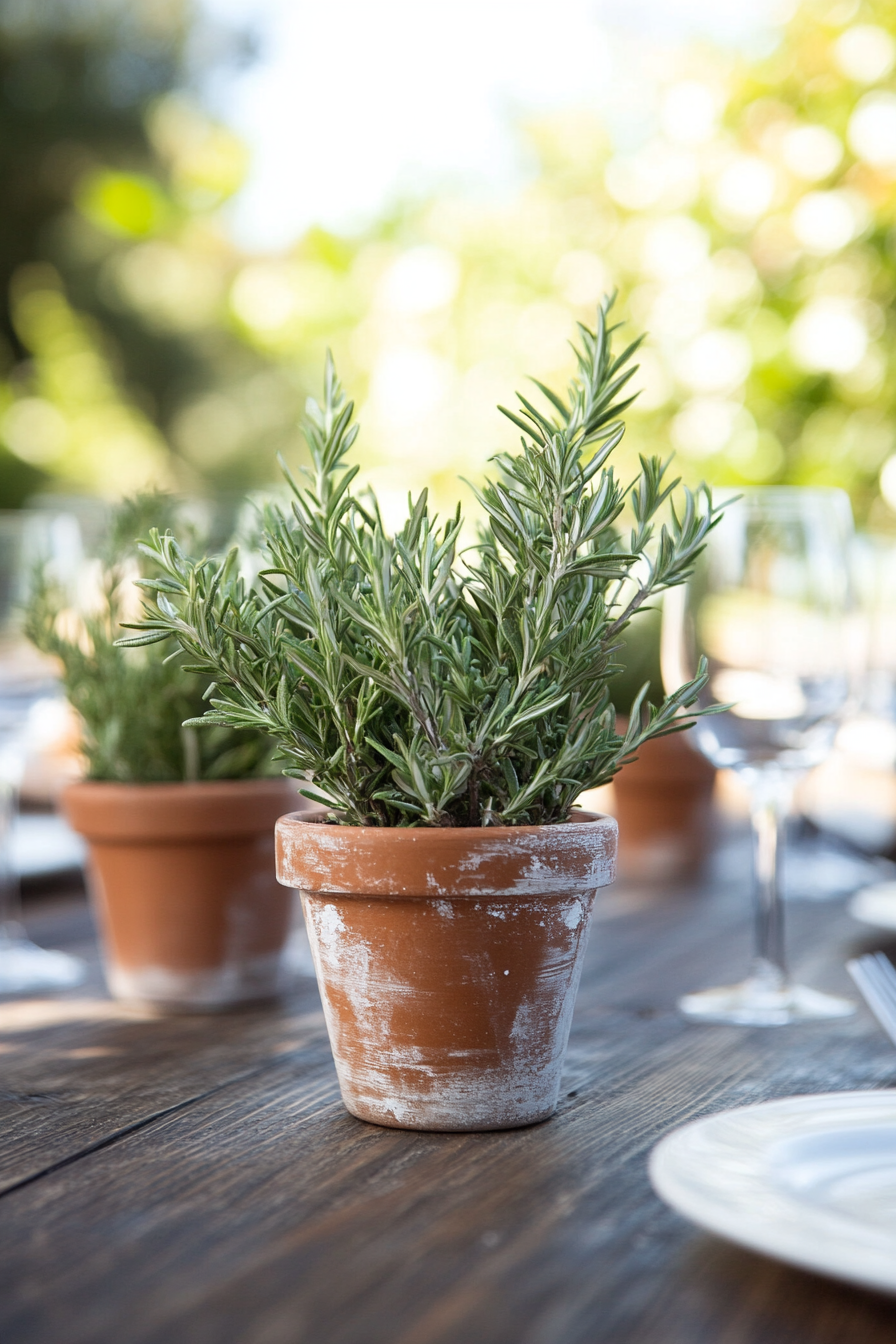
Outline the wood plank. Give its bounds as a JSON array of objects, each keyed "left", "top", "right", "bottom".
[
  {"left": 1, "top": 860, "right": 895, "bottom": 1343},
  {"left": 1, "top": 889, "right": 328, "bottom": 1192}
]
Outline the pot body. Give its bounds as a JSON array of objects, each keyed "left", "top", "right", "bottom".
[
  {"left": 64, "top": 779, "right": 305, "bottom": 1010},
  {"left": 276, "top": 811, "right": 617, "bottom": 1132},
  {"left": 613, "top": 723, "right": 716, "bottom": 881}
]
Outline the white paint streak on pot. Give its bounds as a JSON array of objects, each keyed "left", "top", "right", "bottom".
[{"left": 275, "top": 810, "right": 618, "bottom": 1132}]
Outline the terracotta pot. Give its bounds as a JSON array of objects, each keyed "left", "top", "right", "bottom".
[
  {"left": 275, "top": 810, "right": 617, "bottom": 1132},
  {"left": 63, "top": 778, "right": 306, "bottom": 1010},
  {"left": 612, "top": 721, "right": 716, "bottom": 881}
]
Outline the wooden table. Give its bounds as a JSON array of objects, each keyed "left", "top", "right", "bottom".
[{"left": 3, "top": 834, "right": 896, "bottom": 1344}]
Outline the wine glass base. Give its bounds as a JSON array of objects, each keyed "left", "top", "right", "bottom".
[
  {"left": 679, "top": 977, "right": 856, "bottom": 1026},
  {"left": 0, "top": 934, "right": 86, "bottom": 995}
]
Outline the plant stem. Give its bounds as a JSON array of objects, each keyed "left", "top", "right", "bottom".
[{"left": 467, "top": 768, "right": 480, "bottom": 827}]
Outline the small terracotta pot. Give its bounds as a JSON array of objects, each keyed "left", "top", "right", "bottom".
[
  {"left": 612, "top": 722, "right": 716, "bottom": 881},
  {"left": 275, "top": 810, "right": 617, "bottom": 1132},
  {"left": 63, "top": 778, "right": 305, "bottom": 1010}
]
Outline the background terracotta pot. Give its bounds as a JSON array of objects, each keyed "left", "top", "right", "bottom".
[
  {"left": 64, "top": 778, "right": 307, "bottom": 1010},
  {"left": 276, "top": 810, "right": 617, "bottom": 1132},
  {"left": 612, "top": 721, "right": 717, "bottom": 881}
]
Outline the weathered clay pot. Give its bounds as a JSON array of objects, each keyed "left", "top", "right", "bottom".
[
  {"left": 275, "top": 810, "right": 617, "bottom": 1132},
  {"left": 612, "top": 722, "right": 716, "bottom": 881},
  {"left": 64, "top": 778, "right": 306, "bottom": 1010}
]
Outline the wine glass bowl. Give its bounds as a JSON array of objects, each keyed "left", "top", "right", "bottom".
[{"left": 661, "top": 487, "right": 856, "bottom": 1025}]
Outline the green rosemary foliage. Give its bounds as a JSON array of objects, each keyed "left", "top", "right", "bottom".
[
  {"left": 122, "top": 298, "right": 722, "bottom": 825},
  {"left": 26, "top": 494, "right": 275, "bottom": 783}
]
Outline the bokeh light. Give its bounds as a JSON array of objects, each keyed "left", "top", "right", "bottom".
[{"left": 0, "top": 0, "right": 895, "bottom": 531}]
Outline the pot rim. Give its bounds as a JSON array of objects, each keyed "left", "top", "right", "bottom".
[
  {"left": 275, "top": 808, "right": 618, "bottom": 898},
  {"left": 63, "top": 776, "right": 306, "bottom": 844}
]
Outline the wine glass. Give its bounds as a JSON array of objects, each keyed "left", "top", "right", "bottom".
[
  {"left": 0, "top": 510, "right": 85, "bottom": 995},
  {"left": 850, "top": 534, "right": 896, "bottom": 731},
  {"left": 661, "top": 486, "right": 856, "bottom": 1025}
]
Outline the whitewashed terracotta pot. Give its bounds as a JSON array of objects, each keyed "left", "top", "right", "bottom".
[{"left": 275, "top": 810, "right": 618, "bottom": 1132}]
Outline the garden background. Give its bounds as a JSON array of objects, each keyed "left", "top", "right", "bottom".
[{"left": 1, "top": 0, "right": 894, "bottom": 539}]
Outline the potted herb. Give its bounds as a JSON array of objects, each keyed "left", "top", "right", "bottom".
[
  {"left": 26, "top": 496, "right": 306, "bottom": 1011},
  {"left": 127, "top": 299, "right": 720, "bottom": 1125}
]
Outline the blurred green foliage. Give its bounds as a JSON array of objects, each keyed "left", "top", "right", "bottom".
[
  {"left": 607, "top": 0, "right": 896, "bottom": 527},
  {"left": 0, "top": 0, "right": 304, "bottom": 511},
  {"left": 0, "top": 0, "right": 895, "bottom": 534}
]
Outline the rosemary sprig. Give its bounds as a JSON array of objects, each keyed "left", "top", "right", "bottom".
[{"left": 122, "top": 297, "right": 722, "bottom": 824}]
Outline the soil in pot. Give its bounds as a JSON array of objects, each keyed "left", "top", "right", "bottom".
[
  {"left": 276, "top": 809, "right": 617, "bottom": 1132},
  {"left": 64, "top": 778, "right": 309, "bottom": 1010}
]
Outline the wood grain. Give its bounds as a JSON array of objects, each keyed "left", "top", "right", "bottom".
[
  {"left": 1, "top": 836, "right": 896, "bottom": 1343},
  {"left": 0, "top": 897, "right": 327, "bottom": 1193}
]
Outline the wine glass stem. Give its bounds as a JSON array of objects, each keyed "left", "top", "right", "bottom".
[{"left": 746, "top": 768, "right": 795, "bottom": 991}]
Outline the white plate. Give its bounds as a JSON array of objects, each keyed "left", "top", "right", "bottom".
[
  {"left": 649, "top": 1091, "right": 896, "bottom": 1295},
  {"left": 850, "top": 882, "right": 896, "bottom": 932}
]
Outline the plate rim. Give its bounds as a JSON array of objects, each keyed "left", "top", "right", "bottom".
[{"left": 649, "top": 1089, "right": 896, "bottom": 1296}]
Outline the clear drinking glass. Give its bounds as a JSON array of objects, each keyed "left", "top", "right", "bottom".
[
  {"left": 0, "top": 510, "right": 85, "bottom": 994},
  {"left": 851, "top": 535, "right": 896, "bottom": 729},
  {"left": 661, "top": 487, "right": 856, "bottom": 1025}
]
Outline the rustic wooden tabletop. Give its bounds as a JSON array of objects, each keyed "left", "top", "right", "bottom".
[{"left": 2, "top": 835, "right": 896, "bottom": 1344}]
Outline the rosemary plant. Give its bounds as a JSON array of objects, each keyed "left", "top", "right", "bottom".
[
  {"left": 123, "top": 298, "right": 722, "bottom": 825},
  {"left": 26, "top": 495, "right": 275, "bottom": 783}
]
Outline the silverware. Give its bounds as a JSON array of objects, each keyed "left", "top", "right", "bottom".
[{"left": 847, "top": 952, "right": 896, "bottom": 1046}]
